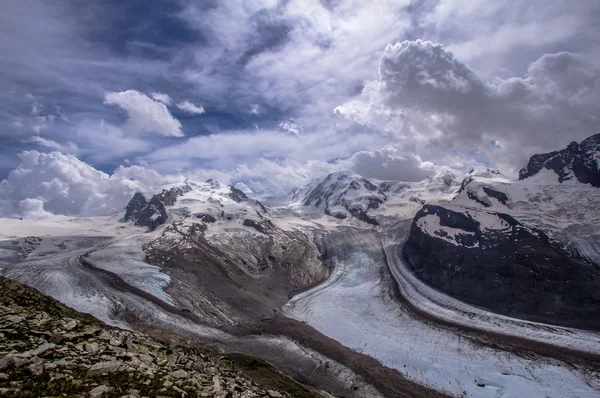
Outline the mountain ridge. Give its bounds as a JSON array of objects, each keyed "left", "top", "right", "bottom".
[{"left": 519, "top": 133, "right": 600, "bottom": 186}]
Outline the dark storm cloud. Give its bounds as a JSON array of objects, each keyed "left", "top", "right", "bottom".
[{"left": 336, "top": 39, "right": 600, "bottom": 173}]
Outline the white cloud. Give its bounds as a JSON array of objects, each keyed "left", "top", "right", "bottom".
[
  {"left": 176, "top": 100, "right": 205, "bottom": 115},
  {"left": 11, "top": 118, "right": 23, "bottom": 129},
  {"left": 150, "top": 92, "right": 172, "bottom": 105},
  {"left": 234, "top": 182, "right": 253, "bottom": 194},
  {"left": 144, "top": 127, "right": 386, "bottom": 173},
  {"left": 279, "top": 120, "right": 302, "bottom": 136},
  {"left": 180, "top": 145, "right": 447, "bottom": 194},
  {"left": 0, "top": 151, "right": 182, "bottom": 218},
  {"left": 3, "top": 0, "right": 598, "bottom": 190},
  {"left": 249, "top": 104, "right": 261, "bottom": 115},
  {"left": 26, "top": 136, "right": 78, "bottom": 154},
  {"left": 104, "top": 90, "right": 183, "bottom": 137},
  {"left": 17, "top": 198, "right": 50, "bottom": 219},
  {"left": 420, "top": 0, "right": 599, "bottom": 77},
  {"left": 0, "top": 144, "right": 454, "bottom": 218}
]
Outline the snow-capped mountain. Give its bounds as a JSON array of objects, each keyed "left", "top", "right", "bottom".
[
  {"left": 403, "top": 137, "right": 600, "bottom": 330},
  {"left": 280, "top": 168, "right": 461, "bottom": 224},
  {"left": 122, "top": 179, "right": 268, "bottom": 232},
  {"left": 519, "top": 133, "right": 600, "bottom": 186}
]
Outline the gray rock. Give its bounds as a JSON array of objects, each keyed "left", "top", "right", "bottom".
[
  {"left": 87, "top": 361, "right": 123, "bottom": 376},
  {"left": 29, "top": 343, "right": 56, "bottom": 357},
  {"left": 0, "top": 373, "right": 8, "bottom": 381},
  {"left": 109, "top": 335, "right": 124, "bottom": 347},
  {"left": 89, "top": 384, "right": 109, "bottom": 397},
  {"left": 127, "top": 389, "right": 141, "bottom": 398},
  {"left": 212, "top": 375, "right": 223, "bottom": 393},
  {"left": 4, "top": 315, "right": 23, "bottom": 324},
  {"left": 85, "top": 342, "right": 100, "bottom": 355},
  {"left": 27, "top": 359, "right": 44, "bottom": 376},
  {"left": 0, "top": 355, "right": 15, "bottom": 371},
  {"left": 170, "top": 369, "right": 188, "bottom": 379},
  {"left": 267, "top": 390, "right": 283, "bottom": 398},
  {"left": 172, "top": 385, "right": 187, "bottom": 396},
  {"left": 139, "top": 354, "right": 153, "bottom": 364},
  {"left": 61, "top": 318, "right": 78, "bottom": 331},
  {"left": 49, "top": 333, "right": 64, "bottom": 344}
]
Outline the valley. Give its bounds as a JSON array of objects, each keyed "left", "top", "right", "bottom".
[{"left": 1, "top": 135, "right": 599, "bottom": 397}]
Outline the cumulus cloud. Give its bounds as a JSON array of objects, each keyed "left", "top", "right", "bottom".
[
  {"left": 0, "top": 151, "right": 183, "bottom": 218},
  {"left": 176, "top": 100, "right": 205, "bottom": 115},
  {"left": 17, "top": 198, "right": 50, "bottom": 219},
  {"left": 339, "top": 146, "right": 437, "bottom": 182},
  {"left": 104, "top": 90, "right": 183, "bottom": 137},
  {"left": 336, "top": 40, "right": 600, "bottom": 175},
  {"left": 150, "top": 92, "right": 172, "bottom": 105}
]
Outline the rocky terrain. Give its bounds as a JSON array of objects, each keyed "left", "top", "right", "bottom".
[{"left": 0, "top": 277, "right": 321, "bottom": 398}]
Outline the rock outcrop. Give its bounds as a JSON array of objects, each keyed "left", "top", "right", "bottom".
[
  {"left": 123, "top": 185, "right": 192, "bottom": 231},
  {"left": 519, "top": 133, "right": 600, "bottom": 186}
]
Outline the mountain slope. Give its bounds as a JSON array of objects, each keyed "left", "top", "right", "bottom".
[{"left": 403, "top": 137, "right": 600, "bottom": 330}]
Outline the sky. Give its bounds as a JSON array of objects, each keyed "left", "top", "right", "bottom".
[{"left": 1, "top": 0, "right": 600, "bottom": 217}]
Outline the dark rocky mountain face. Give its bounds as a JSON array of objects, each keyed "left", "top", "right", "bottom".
[
  {"left": 123, "top": 185, "right": 192, "bottom": 231},
  {"left": 403, "top": 205, "right": 600, "bottom": 330},
  {"left": 519, "top": 133, "right": 600, "bottom": 186},
  {"left": 228, "top": 186, "right": 248, "bottom": 203}
]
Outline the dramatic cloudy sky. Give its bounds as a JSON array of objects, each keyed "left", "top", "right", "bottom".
[{"left": 2, "top": 0, "right": 600, "bottom": 216}]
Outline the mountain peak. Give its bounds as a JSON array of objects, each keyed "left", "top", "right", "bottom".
[{"left": 519, "top": 133, "right": 600, "bottom": 186}]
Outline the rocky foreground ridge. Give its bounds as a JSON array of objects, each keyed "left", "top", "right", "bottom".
[{"left": 0, "top": 277, "right": 318, "bottom": 398}]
